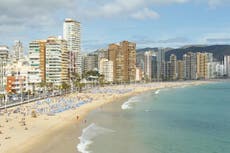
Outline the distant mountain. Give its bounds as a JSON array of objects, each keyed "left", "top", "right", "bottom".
[
  {"left": 137, "top": 45, "right": 230, "bottom": 61},
  {"left": 180, "top": 44, "right": 208, "bottom": 49},
  {"left": 165, "top": 45, "right": 230, "bottom": 61}
]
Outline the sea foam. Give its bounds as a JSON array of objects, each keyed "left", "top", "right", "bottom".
[
  {"left": 77, "top": 123, "right": 114, "bottom": 153},
  {"left": 121, "top": 97, "right": 139, "bottom": 110},
  {"left": 155, "top": 90, "right": 160, "bottom": 94}
]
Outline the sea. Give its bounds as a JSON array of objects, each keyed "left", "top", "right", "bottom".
[{"left": 77, "top": 82, "right": 230, "bottom": 153}]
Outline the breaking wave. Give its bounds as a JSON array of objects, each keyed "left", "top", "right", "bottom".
[
  {"left": 155, "top": 90, "right": 160, "bottom": 94},
  {"left": 121, "top": 96, "right": 140, "bottom": 110},
  {"left": 77, "top": 123, "right": 114, "bottom": 153}
]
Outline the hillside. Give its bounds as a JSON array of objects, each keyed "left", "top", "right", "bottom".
[{"left": 137, "top": 45, "right": 230, "bottom": 61}]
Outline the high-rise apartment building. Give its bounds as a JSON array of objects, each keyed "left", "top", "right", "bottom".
[
  {"left": 29, "top": 40, "right": 46, "bottom": 82},
  {"left": 177, "top": 60, "right": 184, "bottom": 80},
  {"left": 135, "top": 67, "right": 142, "bottom": 82},
  {"left": 97, "top": 49, "right": 108, "bottom": 61},
  {"left": 183, "top": 52, "right": 197, "bottom": 80},
  {"left": 46, "top": 36, "right": 68, "bottom": 86},
  {"left": 151, "top": 54, "right": 157, "bottom": 81},
  {"left": 0, "top": 45, "right": 9, "bottom": 93},
  {"left": 13, "top": 40, "right": 24, "bottom": 61},
  {"left": 97, "top": 49, "right": 108, "bottom": 71},
  {"left": 108, "top": 41, "right": 136, "bottom": 83},
  {"left": 196, "top": 52, "right": 208, "bottom": 79},
  {"left": 0, "top": 45, "right": 9, "bottom": 60},
  {"left": 63, "top": 18, "right": 81, "bottom": 76},
  {"left": 216, "top": 62, "right": 224, "bottom": 77},
  {"left": 224, "top": 55, "right": 230, "bottom": 77},
  {"left": 157, "top": 48, "right": 165, "bottom": 81},
  {"left": 207, "top": 62, "right": 221, "bottom": 79},
  {"left": 165, "top": 61, "right": 171, "bottom": 80},
  {"left": 144, "top": 51, "right": 152, "bottom": 80},
  {"left": 99, "top": 58, "right": 113, "bottom": 82},
  {"left": 169, "top": 54, "right": 177, "bottom": 80},
  {"left": 83, "top": 53, "right": 98, "bottom": 73},
  {"left": 136, "top": 53, "right": 145, "bottom": 73},
  {"left": 207, "top": 53, "right": 214, "bottom": 63}
]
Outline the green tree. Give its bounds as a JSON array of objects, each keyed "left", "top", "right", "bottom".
[
  {"left": 0, "top": 94, "right": 5, "bottom": 105},
  {"left": 71, "top": 72, "right": 82, "bottom": 92},
  {"left": 46, "top": 82, "right": 54, "bottom": 94},
  {"left": 39, "top": 81, "right": 46, "bottom": 88},
  {"left": 84, "top": 70, "right": 99, "bottom": 79},
  {"left": 99, "top": 74, "right": 105, "bottom": 87},
  {"left": 74, "top": 81, "right": 85, "bottom": 93},
  {"left": 144, "top": 74, "right": 150, "bottom": 83},
  {"left": 61, "top": 82, "right": 70, "bottom": 93},
  {"left": 72, "top": 72, "right": 81, "bottom": 82}
]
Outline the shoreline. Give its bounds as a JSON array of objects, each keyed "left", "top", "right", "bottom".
[{"left": 0, "top": 81, "right": 216, "bottom": 153}]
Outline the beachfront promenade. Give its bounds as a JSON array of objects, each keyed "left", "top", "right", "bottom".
[
  {"left": 0, "top": 83, "right": 149, "bottom": 116},
  {"left": 0, "top": 84, "right": 132, "bottom": 110},
  {"left": 0, "top": 81, "right": 211, "bottom": 153},
  {"left": 0, "top": 90, "right": 75, "bottom": 110}
]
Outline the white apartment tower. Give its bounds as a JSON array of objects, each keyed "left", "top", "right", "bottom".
[
  {"left": 144, "top": 51, "right": 152, "bottom": 81},
  {"left": 13, "top": 40, "right": 24, "bottom": 61},
  {"left": 99, "top": 58, "right": 113, "bottom": 82},
  {"left": 63, "top": 18, "right": 81, "bottom": 76},
  {"left": 224, "top": 55, "right": 230, "bottom": 77},
  {"left": 46, "top": 36, "right": 69, "bottom": 86},
  {"left": 0, "top": 45, "right": 9, "bottom": 94},
  {"left": 157, "top": 48, "right": 165, "bottom": 81}
]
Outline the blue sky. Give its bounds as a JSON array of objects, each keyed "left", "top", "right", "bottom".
[{"left": 1, "top": 0, "right": 230, "bottom": 52}]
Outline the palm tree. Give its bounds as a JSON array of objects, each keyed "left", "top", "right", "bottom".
[
  {"left": 0, "top": 94, "right": 4, "bottom": 106},
  {"left": 144, "top": 74, "right": 150, "bottom": 83},
  {"left": 45, "top": 82, "right": 54, "bottom": 96},
  {"left": 38, "top": 81, "right": 46, "bottom": 97},
  {"left": 99, "top": 74, "right": 105, "bottom": 87},
  {"left": 39, "top": 81, "right": 46, "bottom": 89},
  {"left": 61, "top": 82, "right": 70, "bottom": 94},
  {"left": 84, "top": 70, "right": 99, "bottom": 80},
  {"left": 78, "top": 83, "right": 85, "bottom": 93},
  {"left": 71, "top": 72, "right": 81, "bottom": 92}
]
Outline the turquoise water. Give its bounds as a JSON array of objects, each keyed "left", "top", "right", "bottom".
[{"left": 78, "top": 82, "right": 230, "bottom": 153}]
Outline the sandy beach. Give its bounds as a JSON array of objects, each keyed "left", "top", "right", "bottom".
[{"left": 0, "top": 81, "right": 213, "bottom": 153}]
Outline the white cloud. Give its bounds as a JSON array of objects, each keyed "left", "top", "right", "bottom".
[
  {"left": 0, "top": 0, "right": 229, "bottom": 49},
  {"left": 0, "top": 0, "right": 224, "bottom": 28},
  {"left": 0, "top": 0, "right": 76, "bottom": 45},
  {"left": 76, "top": 0, "right": 142, "bottom": 18},
  {"left": 200, "top": 33, "right": 230, "bottom": 44},
  {"left": 0, "top": 0, "right": 75, "bottom": 32},
  {"left": 131, "top": 8, "right": 160, "bottom": 20},
  {"left": 0, "top": 0, "right": 228, "bottom": 25},
  {"left": 76, "top": 0, "right": 188, "bottom": 19},
  {"left": 158, "top": 37, "right": 189, "bottom": 43}
]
